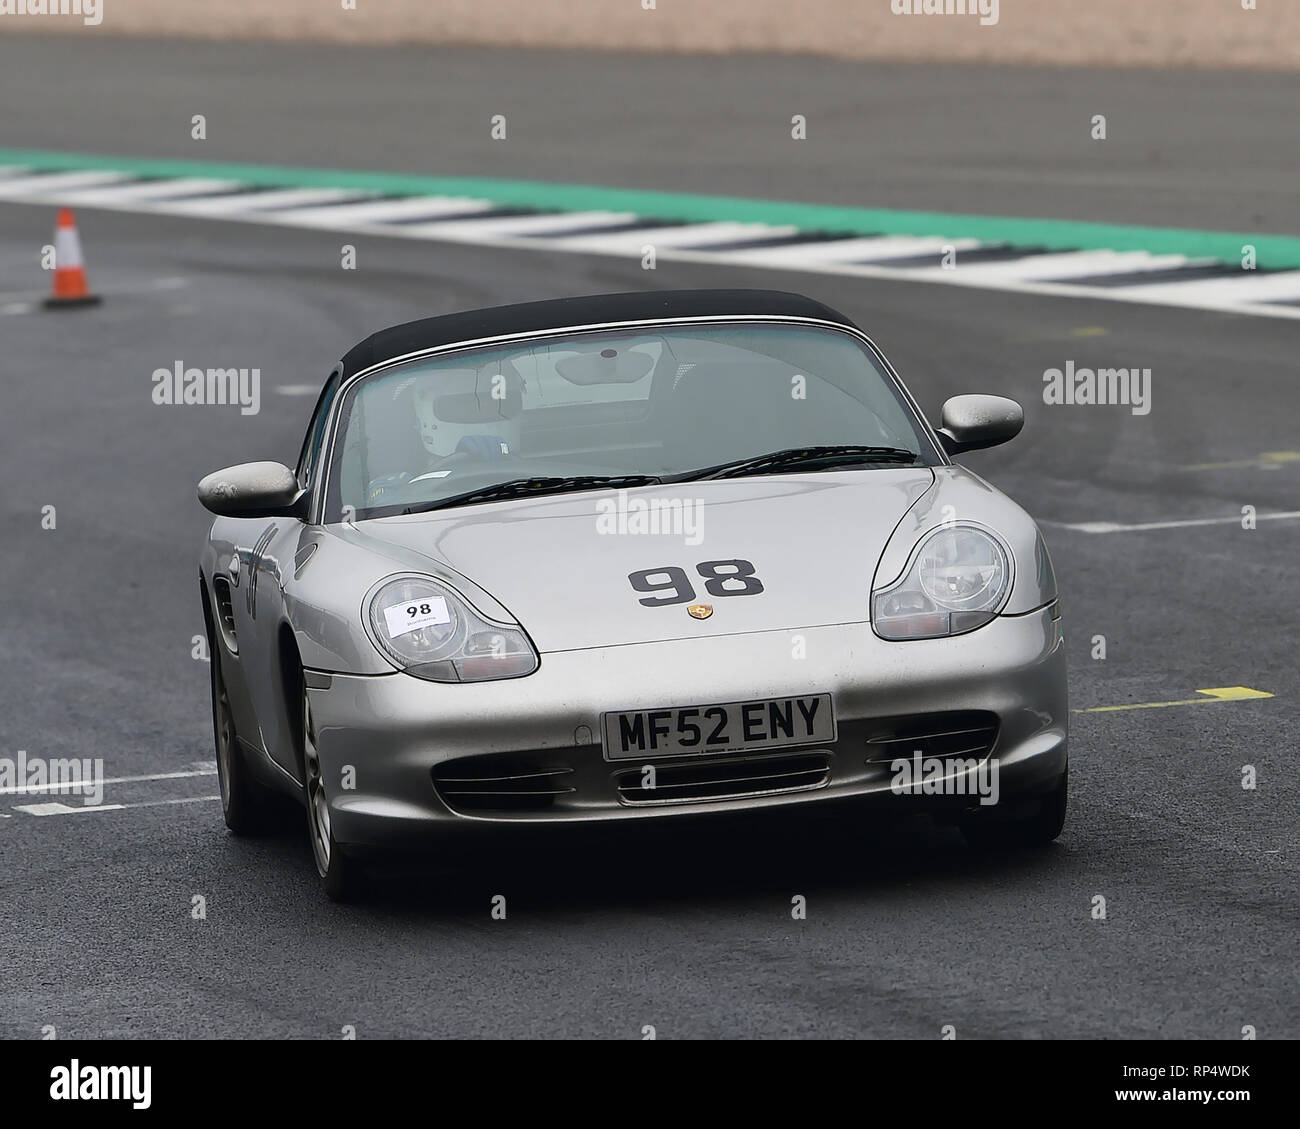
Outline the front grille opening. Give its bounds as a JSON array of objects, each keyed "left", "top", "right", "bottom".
[
  {"left": 615, "top": 751, "right": 831, "bottom": 806},
  {"left": 864, "top": 711, "right": 1000, "bottom": 764},
  {"left": 433, "top": 754, "right": 575, "bottom": 813}
]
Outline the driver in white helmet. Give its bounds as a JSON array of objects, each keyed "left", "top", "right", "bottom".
[{"left": 364, "top": 363, "right": 524, "bottom": 508}]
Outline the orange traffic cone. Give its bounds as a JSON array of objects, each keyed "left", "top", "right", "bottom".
[{"left": 43, "top": 208, "right": 101, "bottom": 309}]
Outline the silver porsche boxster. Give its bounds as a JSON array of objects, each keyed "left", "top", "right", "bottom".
[{"left": 198, "top": 289, "right": 1067, "bottom": 899}]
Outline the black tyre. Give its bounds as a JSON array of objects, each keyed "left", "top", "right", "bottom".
[
  {"left": 211, "top": 642, "right": 274, "bottom": 835},
  {"left": 299, "top": 673, "right": 365, "bottom": 902}
]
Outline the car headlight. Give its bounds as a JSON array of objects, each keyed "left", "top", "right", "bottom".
[
  {"left": 367, "top": 575, "right": 539, "bottom": 682},
  {"left": 872, "top": 523, "right": 1012, "bottom": 640}
]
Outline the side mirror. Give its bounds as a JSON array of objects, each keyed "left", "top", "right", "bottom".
[
  {"left": 936, "top": 395, "right": 1024, "bottom": 456},
  {"left": 197, "top": 461, "right": 307, "bottom": 518}
]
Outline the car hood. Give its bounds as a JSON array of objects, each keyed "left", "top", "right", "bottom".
[{"left": 339, "top": 468, "right": 935, "bottom": 652}]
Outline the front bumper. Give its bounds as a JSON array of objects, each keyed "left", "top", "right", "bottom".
[{"left": 308, "top": 604, "right": 1067, "bottom": 846}]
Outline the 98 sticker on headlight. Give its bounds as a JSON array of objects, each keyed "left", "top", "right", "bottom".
[
  {"left": 383, "top": 596, "right": 451, "bottom": 638},
  {"left": 602, "top": 694, "right": 835, "bottom": 760}
]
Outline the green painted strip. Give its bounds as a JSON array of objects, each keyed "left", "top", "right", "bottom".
[{"left": 2, "top": 145, "right": 1297, "bottom": 270}]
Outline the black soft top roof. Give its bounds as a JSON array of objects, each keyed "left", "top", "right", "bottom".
[{"left": 338, "top": 289, "right": 856, "bottom": 377}]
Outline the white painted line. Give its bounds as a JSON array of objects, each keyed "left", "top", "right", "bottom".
[
  {"left": 88, "top": 766, "right": 215, "bottom": 787},
  {"left": 411, "top": 209, "right": 641, "bottom": 238},
  {"left": 262, "top": 194, "right": 499, "bottom": 228},
  {"left": 0, "top": 170, "right": 133, "bottom": 196},
  {"left": 531, "top": 221, "right": 800, "bottom": 255},
  {"left": 395, "top": 210, "right": 642, "bottom": 241},
  {"left": 723, "top": 235, "right": 982, "bottom": 265},
  {"left": 906, "top": 250, "right": 1199, "bottom": 282},
  {"left": 482, "top": 210, "right": 643, "bottom": 235},
  {"left": 13, "top": 795, "right": 219, "bottom": 816},
  {"left": 51, "top": 177, "right": 244, "bottom": 206},
  {"left": 0, "top": 766, "right": 216, "bottom": 797},
  {"left": 15, "top": 802, "right": 127, "bottom": 816},
  {"left": 1, "top": 301, "right": 34, "bottom": 316},
  {"left": 639, "top": 222, "right": 803, "bottom": 248},
  {"left": 1108, "top": 269, "right": 1300, "bottom": 305},
  {"left": 222, "top": 187, "right": 379, "bottom": 211},
  {"left": 150, "top": 187, "right": 375, "bottom": 216},
  {"left": 1048, "top": 511, "right": 1300, "bottom": 534},
  {"left": 118, "top": 795, "right": 221, "bottom": 811}
]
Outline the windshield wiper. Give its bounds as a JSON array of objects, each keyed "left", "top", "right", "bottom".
[
  {"left": 401, "top": 474, "right": 662, "bottom": 515},
  {"left": 675, "top": 445, "right": 920, "bottom": 482}
]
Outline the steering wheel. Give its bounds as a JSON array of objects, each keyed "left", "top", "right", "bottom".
[
  {"left": 424, "top": 449, "right": 478, "bottom": 473},
  {"left": 427, "top": 435, "right": 517, "bottom": 473}
]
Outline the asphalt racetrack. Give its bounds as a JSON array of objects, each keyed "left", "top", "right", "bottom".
[{"left": 0, "top": 38, "right": 1296, "bottom": 1039}]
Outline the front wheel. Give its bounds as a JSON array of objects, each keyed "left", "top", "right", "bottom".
[
  {"left": 301, "top": 679, "right": 364, "bottom": 902},
  {"left": 959, "top": 765, "right": 1068, "bottom": 849}
]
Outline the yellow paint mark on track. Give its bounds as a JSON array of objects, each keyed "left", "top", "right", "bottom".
[
  {"left": 1179, "top": 451, "right": 1300, "bottom": 472},
  {"left": 1074, "top": 686, "right": 1273, "bottom": 714}
]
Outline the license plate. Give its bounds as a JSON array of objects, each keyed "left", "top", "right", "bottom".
[{"left": 601, "top": 694, "right": 835, "bottom": 760}]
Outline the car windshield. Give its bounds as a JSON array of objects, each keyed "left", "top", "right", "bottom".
[{"left": 322, "top": 321, "right": 940, "bottom": 522}]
